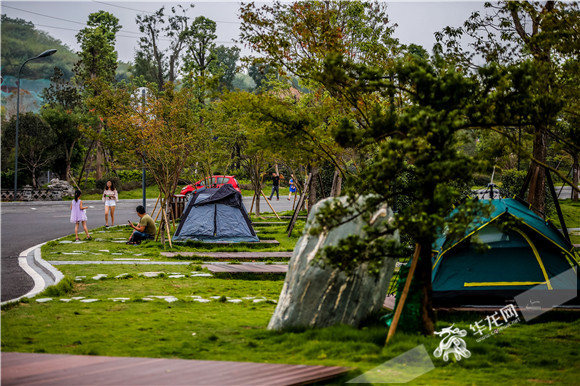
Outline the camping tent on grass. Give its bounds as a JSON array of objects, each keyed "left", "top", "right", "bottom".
[
  {"left": 173, "top": 184, "right": 259, "bottom": 243},
  {"left": 431, "top": 198, "right": 579, "bottom": 307}
]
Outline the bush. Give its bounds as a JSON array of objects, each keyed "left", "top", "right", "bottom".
[
  {"left": 472, "top": 173, "right": 491, "bottom": 187},
  {"left": 500, "top": 169, "right": 527, "bottom": 196}
]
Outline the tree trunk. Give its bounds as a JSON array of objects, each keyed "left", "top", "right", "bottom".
[
  {"left": 416, "top": 241, "right": 435, "bottom": 336},
  {"left": 308, "top": 166, "right": 318, "bottom": 214},
  {"left": 95, "top": 141, "right": 103, "bottom": 180},
  {"left": 527, "top": 127, "right": 547, "bottom": 213},
  {"left": 573, "top": 155, "right": 579, "bottom": 201}
]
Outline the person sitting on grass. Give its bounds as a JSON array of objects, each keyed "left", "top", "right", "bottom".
[{"left": 127, "top": 205, "right": 156, "bottom": 245}]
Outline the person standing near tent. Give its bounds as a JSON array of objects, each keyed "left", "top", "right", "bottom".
[
  {"left": 102, "top": 180, "right": 118, "bottom": 227},
  {"left": 127, "top": 205, "right": 156, "bottom": 245},
  {"left": 267, "top": 172, "right": 283, "bottom": 200},
  {"left": 288, "top": 174, "right": 297, "bottom": 200}
]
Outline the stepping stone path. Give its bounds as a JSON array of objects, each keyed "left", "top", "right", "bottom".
[
  {"left": 140, "top": 272, "right": 164, "bottom": 278},
  {"left": 31, "top": 295, "right": 277, "bottom": 304}
]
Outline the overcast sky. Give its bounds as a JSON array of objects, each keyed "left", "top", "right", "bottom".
[{"left": 2, "top": 1, "right": 486, "bottom": 63}]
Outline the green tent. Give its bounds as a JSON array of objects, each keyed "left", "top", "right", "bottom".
[{"left": 431, "top": 198, "right": 579, "bottom": 307}]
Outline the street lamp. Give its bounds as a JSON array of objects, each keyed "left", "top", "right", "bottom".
[{"left": 13, "top": 49, "right": 57, "bottom": 201}]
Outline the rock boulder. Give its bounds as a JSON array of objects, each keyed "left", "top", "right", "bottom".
[{"left": 268, "top": 196, "right": 399, "bottom": 330}]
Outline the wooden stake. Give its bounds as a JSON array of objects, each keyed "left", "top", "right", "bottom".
[
  {"left": 287, "top": 173, "right": 311, "bottom": 236},
  {"left": 249, "top": 192, "right": 257, "bottom": 215},
  {"left": 162, "top": 207, "right": 173, "bottom": 248},
  {"left": 150, "top": 194, "right": 161, "bottom": 220},
  {"left": 386, "top": 243, "right": 421, "bottom": 345},
  {"left": 260, "top": 190, "right": 280, "bottom": 220}
]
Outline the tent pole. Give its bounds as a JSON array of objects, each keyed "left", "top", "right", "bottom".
[{"left": 386, "top": 243, "right": 421, "bottom": 345}]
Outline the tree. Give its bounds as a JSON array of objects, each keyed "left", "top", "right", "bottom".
[
  {"left": 74, "top": 11, "right": 121, "bottom": 88},
  {"left": 134, "top": 5, "right": 194, "bottom": 89},
  {"left": 95, "top": 83, "right": 200, "bottom": 246},
  {"left": 435, "top": 0, "right": 580, "bottom": 212},
  {"left": 74, "top": 10, "right": 121, "bottom": 180},
  {"left": 239, "top": 0, "right": 399, "bottom": 79},
  {"left": 209, "top": 45, "right": 241, "bottom": 91},
  {"left": 183, "top": 16, "right": 217, "bottom": 80},
  {"left": 40, "top": 67, "right": 88, "bottom": 182},
  {"left": 2, "top": 113, "right": 56, "bottom": 188}
]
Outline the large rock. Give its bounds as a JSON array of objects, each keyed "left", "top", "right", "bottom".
[
  {"left": 268, "top": 196, "right": 399, "bottom": 330},
  {"left": 48, "top": 178, "right": 74, "bottom": 197}
]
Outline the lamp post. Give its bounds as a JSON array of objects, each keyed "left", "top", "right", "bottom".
[{"left": 13, "top": 49, "right": 57, "bottom": 201}]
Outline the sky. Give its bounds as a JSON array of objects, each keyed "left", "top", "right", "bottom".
[{"left": 2, "top": 1, "right": 487, "bottom": 63}]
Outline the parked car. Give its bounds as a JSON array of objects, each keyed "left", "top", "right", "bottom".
[{"left": 180, "top": 175, "right": 241, "bottom": 200}]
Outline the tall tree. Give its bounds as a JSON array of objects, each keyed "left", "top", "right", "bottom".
[
  {"left": 74, "top": 10, "right": 121, "bottom": 180},
  {"left": 41, "top": 67, "right": 86, "bottom": 181},
  {"left": 209, "top": 45, "right": 241, "bottom": 91},
  {"left": 95, "top": 83, "right": 200, "bottom": 246},
  {"left": 134, "top": 5, "right": 193, "bottom": 89},
  {"left": 435, "top": 1, "right": 580, "bottom": 212}
]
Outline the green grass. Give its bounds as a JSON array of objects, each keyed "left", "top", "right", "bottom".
[
  {"left": 550, "top": 200, "right": 580, "bottom": 229},
  {"left": 3, "top": 210, "right": 580, "bottom": 384}
]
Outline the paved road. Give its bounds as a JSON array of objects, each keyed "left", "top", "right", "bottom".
[
  {"left": 0, "top": 196, "right": 297, "bottom": 302},
  {"left": 474, "top": 185, "right": 578, "bottom": 200}
]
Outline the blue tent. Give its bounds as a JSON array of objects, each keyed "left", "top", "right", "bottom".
[
  {"left": 173, "top": 185, "right": 258, "bottom": 243},
  {"left": 432, "top": 198, "right": 579, "bottom": 306}
]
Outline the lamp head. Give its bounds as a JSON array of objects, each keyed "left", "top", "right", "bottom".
[{"left": 36, "top": 49, "right": 57, "bottom": 59}]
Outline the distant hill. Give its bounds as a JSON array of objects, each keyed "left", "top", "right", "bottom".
[
  {"left": 1, "top": 15, "right": 135, "bottom": 115},
  {"left": 1, "top": 15, "right": 79, "bottom": 81}
]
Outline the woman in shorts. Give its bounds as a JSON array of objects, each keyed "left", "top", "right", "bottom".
[{"left": 102, "top": 180, "right": 118, "bottom": 227}]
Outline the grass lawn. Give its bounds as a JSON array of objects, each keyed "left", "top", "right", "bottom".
[
  {"left": 2, "top": 213, "right": 580, "bottom": 384},
  {"left": 77, "top": 185, "right": 292, "bottom": 200}
]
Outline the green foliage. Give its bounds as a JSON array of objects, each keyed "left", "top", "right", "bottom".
[
  {"left": 38, "top": 277, "right": 74, "bottom": 298},
  {"left": 74, "top": 11, "right": 121, "bottom": 88},
  {"left": 1, "top": 15, "right": 78, "bottom": 80},
  {"left": 500, "top": 169, "right": 527, "bottom": 197},
  {"left": 1, "top": 112, "right": 56, "bottom": 187},
  {"left": 209, "top": 45, "right": 241, "bottom": 92},
  {"left": 134, "top": 5, "right": 193, "bottom": 88}
]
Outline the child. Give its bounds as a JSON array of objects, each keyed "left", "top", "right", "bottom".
[{"left": 70, "top": 190, "right": 91, "bottom": 241}]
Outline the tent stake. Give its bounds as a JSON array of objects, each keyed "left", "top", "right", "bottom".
[{"left": 386, "top": 243, "right": 421, "bottom": 345}]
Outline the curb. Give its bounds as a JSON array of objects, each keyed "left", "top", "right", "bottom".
[{"left": 1, "top": 242, "right": 64, "bottom": 306}]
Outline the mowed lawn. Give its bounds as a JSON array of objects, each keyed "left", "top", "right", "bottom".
[{"left": 2, "top": 207, "right": 580, "bottom": 384}]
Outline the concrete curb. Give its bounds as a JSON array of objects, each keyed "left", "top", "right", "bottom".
[{"left": 1, "top": 242, "right": 64, "bottom": 306}]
